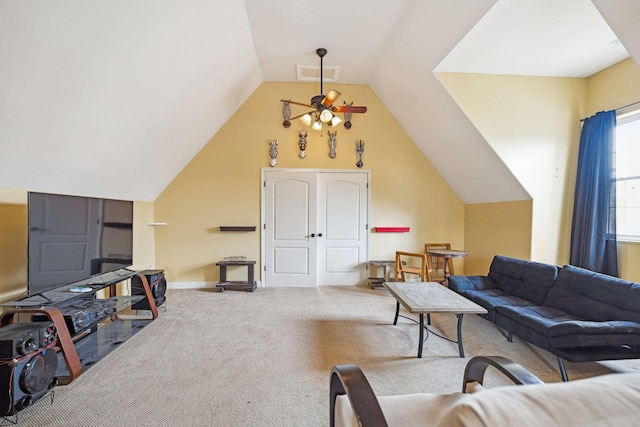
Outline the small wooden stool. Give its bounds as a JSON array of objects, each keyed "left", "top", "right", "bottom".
[
  {"left": 215, "top": 260, "right": 257, "bottom": 292},
  {"left": 368, "top": 260, "right": 395, "bottom": 289}
]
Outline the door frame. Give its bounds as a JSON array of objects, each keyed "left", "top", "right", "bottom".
[{"left": 260, "top": 168, "right": 371, "bottom": 287}]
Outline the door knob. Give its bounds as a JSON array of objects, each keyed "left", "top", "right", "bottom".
[
  {"left": 318, "top": 233, "right": 323, "bottom": 237},
  {"left": 310, "top": 233, "right": 315, "bottom": 238}
]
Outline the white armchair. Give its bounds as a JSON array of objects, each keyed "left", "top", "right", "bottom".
[{"left": 330, "top": 356, "right": 640, "bottom": 427}]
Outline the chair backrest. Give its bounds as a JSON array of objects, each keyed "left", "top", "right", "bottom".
[
  {"left": 395, "top": 251, "right": 428, "bottom": 282},
  {"left": 425, "top": 243, "right": 453, "bottom": 277}
]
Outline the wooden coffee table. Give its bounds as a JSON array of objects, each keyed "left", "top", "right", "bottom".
[{"left": 383, "top": 281, "right": 487, "bottom": 358}]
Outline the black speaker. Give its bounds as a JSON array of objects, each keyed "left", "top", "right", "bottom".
[
  {"left": 0, "top": 322, "right": 56, "bottom": 359},
  {"left": 0, "top": 323, "right": 58, "bottom": 416},
  {"left": 131, "top": 270, "right": 166, "bottom": 310}
]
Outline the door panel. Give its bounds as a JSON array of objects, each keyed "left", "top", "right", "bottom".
[
  {"left": 317, "top": 173, "right": 368, "bottom": 285},
  {"left": 265, "top": 172, "right": 317, "bottom": 287},
  {"left": 273, "top": 247, "right": 309, "bottom": 274}
]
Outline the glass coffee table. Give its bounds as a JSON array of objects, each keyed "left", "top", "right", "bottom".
[{"left": 383, "top": 281, "right": 487, "bottom": 358}]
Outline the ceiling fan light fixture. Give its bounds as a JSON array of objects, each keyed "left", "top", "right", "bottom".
[
  {"left": 319, "top": 109, "right": 333, "bottom": 123},
  {"left": 281, "top": 48, "right": 367, "bottom": 131}
]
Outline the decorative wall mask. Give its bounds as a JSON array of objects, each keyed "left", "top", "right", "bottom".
[
  {"left": 269, "top": 140, "right": 279, "bottom": 167},
  {"left": 328, "top": 131, "right": 337, "bottom": 159},
  {"left": 298, "top": 130, "right": 308, "bottom": 158},
  {"left": 356, "top": 140, "right": 365, "bottom": 168},
  {"left": 282, "top": 101, "right": 291, "bottom": 128}
]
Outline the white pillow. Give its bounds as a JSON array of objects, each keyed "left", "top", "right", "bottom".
[{"left": 438, "top": 373, "right": 640, "bottom": 427}]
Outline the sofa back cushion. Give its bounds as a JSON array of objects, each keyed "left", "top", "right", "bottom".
[
  {"left": 544, "top": 265, "right": 640, "bottom": 322},
  {"left": 487, "top": 256, "right": 558, "bottom": 305}
]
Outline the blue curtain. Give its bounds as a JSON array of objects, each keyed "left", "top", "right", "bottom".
[{"left": 570, "top": 110, "right": 618, "bottom": 276}]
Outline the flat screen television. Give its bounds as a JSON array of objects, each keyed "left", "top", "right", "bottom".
[{"left": 27, "top": 192, "right": 134, "bottom": 296}]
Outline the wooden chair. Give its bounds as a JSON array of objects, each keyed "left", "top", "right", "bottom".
[
  {"left": 330, "top": 356, "right": 546, "bottom": 427},
  {"left": 394, "top": 251, "right": 430, "bottom": 324},
  {"left": 425, "top": 243, "right": 453, "bottom": 282},
  {"left": 394, "top": 251, "right": 428, "bottom": 282}
]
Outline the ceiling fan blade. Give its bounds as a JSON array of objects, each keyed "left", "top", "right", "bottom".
[
  {"left": 332, "top": 105, "right": 368, "bottom": 114},
  {"left": 322, "top": 90, "right": 341, "bottom": 107},
  {"left": 289, "top": 110, "right": 315, "bottom": 121},
  {"left": 281, "top": 99, "right": 314, "bottom": 109}
]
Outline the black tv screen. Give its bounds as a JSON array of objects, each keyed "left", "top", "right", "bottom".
[{"left": 27, "top": 192, "right": 134, "bottom": 296}]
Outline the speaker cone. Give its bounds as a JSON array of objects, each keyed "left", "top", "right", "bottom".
[{"left": 20, "top": 349, "right": 57, "bottom": 395}]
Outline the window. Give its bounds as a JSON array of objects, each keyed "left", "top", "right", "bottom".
[{"left": 615, "top": 110, "right": 640, "bottom": 242}]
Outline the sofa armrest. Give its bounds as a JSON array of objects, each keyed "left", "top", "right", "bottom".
[
  {"left": 448, "top": 276, "right": 496, "bottom": 293},
  {"left": 330, "top": 364, "right": 388, "bottom": 427},
  {"left": 462, "top": 356, "right": 544, "bottom": 392}
]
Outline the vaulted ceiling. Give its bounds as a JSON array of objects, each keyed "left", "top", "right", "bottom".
[{"left": 0, "top": 0, "right": 638, "bottom": 202}]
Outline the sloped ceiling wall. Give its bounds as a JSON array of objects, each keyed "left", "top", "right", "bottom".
[
  {"left": 0, "top": 1, "right": 637, "bottom": 203},
  {"left": 0, "top": 1, "right": 261, "bottom": 201}
]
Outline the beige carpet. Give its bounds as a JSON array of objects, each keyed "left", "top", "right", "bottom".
[{"left": 11, "top": 285, "right": 640, "bottom": 426}]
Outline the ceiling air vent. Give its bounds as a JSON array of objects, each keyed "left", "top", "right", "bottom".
[{"left": 296, "top": 65, "right": 340, "bottom": 82}]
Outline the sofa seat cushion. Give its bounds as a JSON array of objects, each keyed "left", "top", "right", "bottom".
[
  {"left": 547, "top": 320, "right": 640, "bottom": 348},
  {"left": 334, "top": 392, "right": 467, "bottom": 427},
  {"left": 462, "top": 289, "right": 535, "bottom": 312},
  {"left": 496, "top": 305, "right": 579, "bottom": 335},
  {"left": 438, "top": 372, "right": 640, "bottom": 427},
  {"left": 544, "top": 265, "right": 640, "bottom": 323},
  {"left": 487, "top": 255, "right": 558, "bottom": 305}
]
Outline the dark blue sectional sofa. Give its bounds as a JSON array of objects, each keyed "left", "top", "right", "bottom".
[{"left": 449, "top": 255, "right": 640, "bottom": 381}]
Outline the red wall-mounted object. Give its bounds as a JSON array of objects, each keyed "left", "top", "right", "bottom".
[{"left": 374, "top": 227, "right": 410, "bottom": 233}]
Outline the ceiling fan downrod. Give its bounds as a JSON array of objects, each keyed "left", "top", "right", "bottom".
[{"left": 311, "top": 48, "right": 328, "bottom": 107}]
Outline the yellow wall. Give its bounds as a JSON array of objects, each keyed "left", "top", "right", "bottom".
[
  {"left": 586, "top": 58, "right": 640, "bottom": 114},
  {"left": 154, "top": 82, "right": 465, "bottom": 284},
  {"left": 0, "top": 187, "right": 155, "bottom": 302},
  {"left": 586, "top": 58, "right": 640, "bottom": 282},
  {"left": 464, "top": 200, "right": 533, "bottom": 275},
  {"left": 3, "top": 61, "right": 640, "bottom": 290},
  {"left": 437, "top": 72, "right": 585, "bottom": 267},
  {"left": 0, "top": 189, "right": 28, "bottom": 302}
]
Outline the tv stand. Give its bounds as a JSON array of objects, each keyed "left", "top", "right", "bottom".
[{"left": 0, "top": 270, "right": 159, "bottom": 384}]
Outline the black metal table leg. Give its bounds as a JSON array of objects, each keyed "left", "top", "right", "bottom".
[
  {"left": 393, "top": 301, "right": 400, "bottom": 325},
  {"left": 456, "top": 314, "right": 465, "bottom": 357},
  {"left": 418, "top": 313, "right": 424, "bottom": 358}
]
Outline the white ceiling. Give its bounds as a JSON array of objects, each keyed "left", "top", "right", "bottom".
[
  {"left": 437, "top": 0, "right": 628, "bottom": 77},
  {"left": 0, "top": 0, "right": 637, "bottom": 203}
]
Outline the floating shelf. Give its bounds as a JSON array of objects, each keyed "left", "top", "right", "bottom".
[
  {"left": 374, "top": 227, "right": 410, "bottom": 233},
  {"left": 220, "top": 226, "right": 257, "bottom": 232}
]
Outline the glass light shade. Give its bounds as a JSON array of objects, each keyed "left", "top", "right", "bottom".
[
  {"left": 301, "top": 114, "right": 312, "bottom": 126},
  {"left": 312, "top": 120, "right": 322, "bottom": 131},
  {"left": 330, "top": 116, "right": 342, "bottom": 126},
  {"left": 319, "top": 109, "right": 333, "bottom": 123}
]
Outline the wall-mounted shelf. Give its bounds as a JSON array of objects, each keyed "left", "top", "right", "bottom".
[
  {"left": 374, "top": 227, "right": 410, "bottom": 233},
  {"left": 220, "top": 226, "right": 257, "bottom": 232},
  {"left": 103, "top": 222, "right": 133, "bottom": 229}
]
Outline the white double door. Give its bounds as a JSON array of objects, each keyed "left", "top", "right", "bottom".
[{"left": 263, "top": 169, "right": 369, "bottom": 287}]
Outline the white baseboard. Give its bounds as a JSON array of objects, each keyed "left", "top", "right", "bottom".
[{"left": 167, "top": 281, "right": 262, "bottom": 289}]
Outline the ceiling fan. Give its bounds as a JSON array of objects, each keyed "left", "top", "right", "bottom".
[{"left": 281, "top": 48, "right": 367, "bottom": 130}]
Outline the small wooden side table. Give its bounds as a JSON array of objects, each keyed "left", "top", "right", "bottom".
[
  {"left": 368, "top": 260, "right": 395, "bottom": 289},
  {"left": 426, "top": 249, "right": 468, "bottom": 287},
  {"left": 216, "top": 260, "right": 257, "bottom": 292}
]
